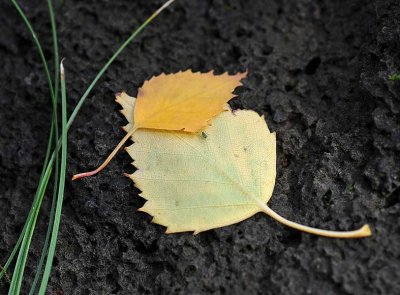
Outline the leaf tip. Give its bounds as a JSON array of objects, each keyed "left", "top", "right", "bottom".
[{"left": 60, "top": 58, "right": 65, "bottom": 79}]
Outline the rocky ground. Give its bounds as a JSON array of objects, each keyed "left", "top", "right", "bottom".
[{"left": 0, "top": 0, "right": 399, "bottom": 294}]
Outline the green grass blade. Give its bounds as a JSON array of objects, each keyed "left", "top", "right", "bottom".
[
  {"left": 10, "top": 0, "right": 55, "bottom": 99},
  {"left": 4, "top": 0, "right": 176, "bottom": 292},
  {"left": 7, "top": 164, "right": 53, "bottom": 294},
  {"left": 28, "top": 173, "right": 58, "bottom": 295},
  {"left": 0, "top": 3, "right": 60, "bottom": 272},
  {"left": 48, "top": 0, "right": 60, "bottom": 101},
  {"left": 0, "top": 120, "right": 54, "bottom": 284},
  {"left": 29, "top": 0, "right": 60, "bottom": 292},
  {"left": 38, "top": 61, "right": 67, "bottom": 295},
  {"left": 36, "top": 1, "right": 177, "bottom": 291},
  {"left": 6, "top": 0, "right": 59, "bottom": 293}
]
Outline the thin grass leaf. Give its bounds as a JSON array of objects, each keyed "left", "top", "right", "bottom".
[
  {"left": 28, "top": 175, "right": 58, "bottom": 295},
  {"left": 38, "top": 2, "right": 177, "bottom": 291},
  {"left": 38, "top": 61, "right": 67, "bottom": 295},
  {"left": 7, "top": 164, "right": 53, "bottom": 294},
  {"left": 0, "top": 120, "right": 54, "bottom": 284},
  {"left": 6, "top": 1, "right": 59, "bottom": 293},
  {"left": 10, "top": 0, "right": 55, "bottom": 99},
  {"left": 2, "top": 0, "right": 177, "bottom": 292},
  {"left": 29, "top": 0, "right": 60, "bottom": 292}
]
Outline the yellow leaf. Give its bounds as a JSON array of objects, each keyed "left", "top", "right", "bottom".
[
  {"left": 123, "top": 98, "right": 371, "bottom": 238},
  {"left": 134, "top": 70, "right": 247, "bottom": 132},
  {"left": 72, "top": 70, "right": 246, "bottom": 180}
]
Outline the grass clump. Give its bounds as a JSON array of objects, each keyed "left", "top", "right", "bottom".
[{"left": 1, "top": 0, "right": 176, "bottom": 293}]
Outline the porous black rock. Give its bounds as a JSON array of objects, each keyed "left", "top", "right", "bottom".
[{"left": 1, "top": 0, "right": 399, "bottom": 294}]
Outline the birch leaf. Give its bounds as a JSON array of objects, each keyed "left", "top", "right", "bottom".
[
  {"left": 72, "top": 70, "right": 246, "bottom": 180},
  {"left": 121, "top": 97, "right": 371, "bottom": 238},
  {"left": 134, "top": 70, "right": 247, "bottom": 132}
]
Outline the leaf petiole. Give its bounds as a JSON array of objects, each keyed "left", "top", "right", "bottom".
[
  {"left": 72, "top": 126, "right": 138, "bottom": 180},
  {"left": 256, "top": 199, "right": 371, "bottom": 238}
]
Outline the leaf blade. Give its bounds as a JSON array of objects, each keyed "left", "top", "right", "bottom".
[
  {"left": 127, "top": 109, "right": 276, "bottom": 233},
  {"left": 134, "top": 70, "right": 247, "bottom": 132}
]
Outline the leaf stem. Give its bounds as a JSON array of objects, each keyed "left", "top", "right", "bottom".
[
  {"left": 256, "top": 200, "right": 371, "bottom": 238},
  {"left": 72, "top": 127, "right": 138, "bottom": 180}
]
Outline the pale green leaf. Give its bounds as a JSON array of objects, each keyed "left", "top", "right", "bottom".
[{"left": 120, "top": 94, "right": 371, "bottom": 238}]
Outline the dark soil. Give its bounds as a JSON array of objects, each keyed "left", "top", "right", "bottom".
[{"left": 1, "top": 0, "right": 399, "bottom": 294}]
